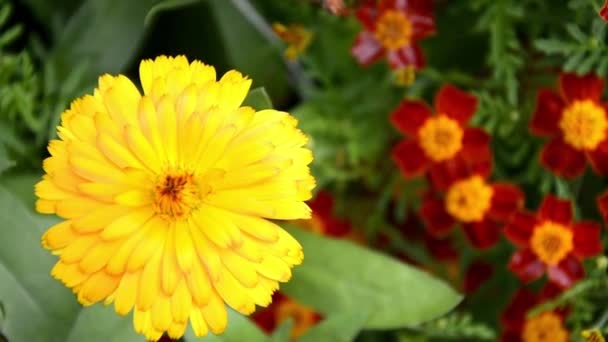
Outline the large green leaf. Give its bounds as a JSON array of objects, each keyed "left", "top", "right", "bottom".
[
  {"left": 184, "top": 308, "right": 268, "bottom": 342},
  {"left": 298, "top": 310, "right": 369, "bottom": 342},
  {"left": 243, "top": 87, "right": 274, "bottom": 110},
  {"left": 0, "top": 181, "right": 143, "bottom": 342},
  {"left": 281, "top": 227, "right": 463, "bottom": 330}
]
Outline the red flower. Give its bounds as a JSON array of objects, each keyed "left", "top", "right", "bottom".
[
  {"left": 463, "top": 260, "right": 493, "bottom": 294},
  {"left": 597, "top": 190, "right": 608, "bottom": 224},
  {"left": 391, "top": 84, "right": 491, "bottom": 180},
  {"left": 505, "top": 195, "right": 603, "bottom": 289},
  {"left": 251, "top": 293, "right": 322, "bottom": 338},
  {"left": 420, "top": 158, "right": 523, "bottom": 249},
  {"left": 304, "top": 191, "right": 352, "bottom": 237},
  {"left": 601, "top": 0, "right": 608, "bottom": 22},
  {"left": 351, "top": 0, "right": 434, "bottom": 69},
  {"left": 530, "top": 73, "right": 608, "bottom": 178},
  {"left": 501, "top": 284, "right": 569, "bottom": 342}
]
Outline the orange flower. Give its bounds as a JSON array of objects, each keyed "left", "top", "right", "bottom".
[
  {"left": 351, "top": 0, "right": 434, "bottom": 69},
  {"left": 505, "top": 195, "right": 603, "bottom": 289},
  {"left": 251, "top": 293, "right": 321, "bottom": 340},
  {"left": 530, "top": 73, "right": 608, "bottom": 178},
  {"left": 272, "top": 23, "right": 313, "bottom": 60},
  {"left": 420, "top": 158, "right": 523, "bottom": 249},
  {"left": 391, "top": 84, "right": 491, "bottom": 185}
]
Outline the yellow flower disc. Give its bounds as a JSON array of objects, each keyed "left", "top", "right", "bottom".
[{"left": 35, "top": 55, "right": 315, "bottom": 341}]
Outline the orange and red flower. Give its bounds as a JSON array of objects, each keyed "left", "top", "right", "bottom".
[
  {"left": 501, "top": 284, "right": 569, "bottom": 342},
  {"left": 351, "top": 0, "right": 434, "bottom": 69},
  {"left": 420, "top": 159, "right": 523, "bottom": 249},
  {"left": 391, "top": 84, "right": 491, "bottom": 181},
  {"left": 530, "top": 73, "right": 608, "bottom": 178},
  {"left": 505, "top": 195, "right": 602, "bottom": 289},
  {"left": 252, "top": 293, "right": 322, "bottom": 339}
]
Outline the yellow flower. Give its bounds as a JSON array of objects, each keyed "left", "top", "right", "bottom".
[
  {"left": 35, "top": 55, "right": 315, "bottom": 341},
  {"left": 272, "top": 23, "right": 312, "bottom": 60}
]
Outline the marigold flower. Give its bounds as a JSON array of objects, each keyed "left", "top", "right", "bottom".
[
  {"left": 391, "top": 84, "right": 491, "bottom": 182},
  {"left": 272, "top": 23, "right": 313, "bottom": 60},
  {"left": 34, "top": 55, "right": 316, "bottom": 341},
  {"left": 252, "top": 292, "right": 321, "bottom": 339},
  {"left": 501, "top": 284, "right": 569, "bottom": 342},
  {"left": 505, "top": 195, "right": 602, "bottom": 289},
  {"left": 351, "top": 0, "right": 435, "bottom": 69},
  {"left": 420, "top": 158, "right": 523, "bottom": 249},
  {"left": 530, "top": 73, "right": 608, "bottom": 178}
]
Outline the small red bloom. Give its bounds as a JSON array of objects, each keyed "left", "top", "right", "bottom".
[
  {"left": 501, "top": 284, "right": 569, "bottom": 342},
  {"left": 391, "top": 84, "right": 491, "bottom": 180},
  {"left": 305, "top": 191, "right": 352, "bottom": 237},
  {"left": 463, "top": 260, "right": 493, "bottom": 294},
  {"left": 351, "top": 0, "right": 434, "bottom": 69},
  {"left": 505, "top": 195, "right": 603, "bottom": 289},
  {"left": 601, "top": 0, "right": 608, "bottom": 22},
  {"left": 420, "top": 158, "right": 524, "bottom": 249},
  {"left": 251, "top": 293, "right": 322, "bottom": 338},
  {"left": 530, "top": 73, "right": 608, "bottom": 178}
]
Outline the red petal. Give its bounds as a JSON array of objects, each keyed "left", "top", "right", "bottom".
[
  {"left": 251, "top": 305, "right": 277, "bottom": 333},
  {"left": 427, "top": 156, "right": 492, "bottom": 191},
  {"left": 539, "top": 282, "right": 565, "bottom": 301},
  {"left": 387, "top": 44, "right": 425, "bottom": 70},
  {"left": 309, "top": 191, "right": 334, "bottom": 216},
  {"left": 355, "top": 1, "right": 378, "bottom": 30},
  {"left": 489, "top": 183, "right": 524, "bottom": 222},
  {"left": 392, "top": 139, "right": 430, "bottom": 177},
  {"left": 461, "top": 127, "right": 491, "bottom": 162},
  {"left": 464, "top": 261, "right": 493, "bottom": 294},
  {"left": 504, "top": 212, "right": 537, "bottom": 247},
  {"left": 500, "top": 331, "right": 523, "bottom": 342},
  {"left": 408, "top": 0, "right": 435, "bottom": 38},
  {"left": 540, "top": 137, "right": 587, "bottom": 178},
  {"left": 572, "top": 221, "right": 603, "bottom": 258},
  {"left": 501, "top": 287, "right": 537, "bottom": 331},
  {"left": 351, "top": 31, "right": 384, "bottom": 66},
  {"left": 529, "top": 89, "right": 565, "bottom": 137},
  {"left": 587, "top": 138, "right": 608, "bottom": 175},
  {"left": 462, "top": 219, "right": 500, "bottom": 249},
  {"left": 559, "top": 72, "right": 605, "bottom": 102},
  {"left": 538, "top": 195, "right": 572, "bottom": 225},
  {"left": 424, "top": 234, "right": 459, "bottom": 261},
  {"left": 508, "top": 249, "right": 545, "bottom": 283},
  {"left": 420, "top": 197, "right": 455, "bottom": 237},
  {"left": 435, "top": 84, "right": 478, "bottom": 125},
  {"left": 547, "top": 255, "right": 585, "bottom": 289},
  {"left": 597, "top": 191, "right": 608, "bottom": 223},
  {"left": 601, "top": 0, "right": 608, "bottom": 22},
  {"left": 389, "top": 100, "right": 432, "bottom": 136}
]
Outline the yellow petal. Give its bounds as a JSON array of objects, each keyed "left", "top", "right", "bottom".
[
  {"left": 77, "top": 271, "right": 120, "bottom": 305},
  {"left": 220, "top": 250, "right": 259, "bottom": 288},
  {"left": 201, "top": 292, "right": 227, "bottom": 334},
  {"left": 171, "top": 280, "right": 192, "bottom": 323},
  {"left": 189, "top": 307, "right": 209, "bottom": 337},
  {"left": 161, "top": 226, "right": 180, "bottom": 295},
  {"left": 174, "top": 220, "right": 195, "bottom": 272},
  {"left": 186, "top": 259, "right": 212, "bottom": 307},
  {"left": 126, "top": 217, "right": 167, "bottom": 272},
  {"left": 101, "top": 207, "right": 155, "bottom": 241},
  {"left": 213, "top": 267, "right": 256, "bottom": 314},
  {"left": 42, "top": 220, "right": 76, "bottom": 250},
  {"left": 79, "top": 238, "right": 124, "bottom": 273},
  {"left": 51, "top": 261, "right": 88, "bottom": 288},
  {"left": 113, "top": 271, "right": 140, "bottom": 315},
  {"left": 136, "top": 248, "right": 162, "bottom": 311},
  {"left": 151, "top": 295, "right": 172, "bottom": 332}
]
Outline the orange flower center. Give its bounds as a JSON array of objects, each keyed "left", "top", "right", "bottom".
[
  {"left": 374, "top": 10, "right": 412, "bottom": 50},
  {"left": 153, "top": 173, "right": 204, "bottom": 219},
  {"left": 530, "top": 221, "right": 573, "bottom": 266},
  {"left": 445, "top": 175, "right": 493, "bottom": 222},
  {"left": 560, "top": 99, "right": 607, "bottom": 150},
  {"left": 418, "top": 115, "right": 464, "bottom": 162},
  {"left": 275, "top": 299, "right": 318, "bottom": 339},
  {"left": 522, "top": 312, "right": 568, "bottom": 342}
]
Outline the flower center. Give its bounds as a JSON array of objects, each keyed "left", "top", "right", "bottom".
[
  {"left": 522, "top": 312, "right": 568, "bottom": 342},
  {"left": 418, "top": 115, "right": 464, "bottom": 162},
  {"left": 275, "top": 299, "right": 318, "bottom": 339},
  {"left": 445, "top": 175, "right": 493, "bottom": 222},
  {"left": 374, "top": 10, "right": 413, "bottom": 50},
  {"left": 560, "top": 99, "right": 607, "bottom": 150},
  {"left": 530, "top": 221, "right": 573, "bottom": 266},
  {"left": 153, "top": 173, "right": 204, "bottom": 219}
]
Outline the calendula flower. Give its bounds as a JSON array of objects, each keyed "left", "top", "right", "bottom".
[
  {"left": 252, "top": 292, "right": 321, "bottom": 339},
  {"left": 272, "top": 23, "right": 313, "bottom": 60},
  {"left": 391, "top": 84, "right": 491, "bottom": 183},
  {"left": 420, "top": 158, "right": 523, "bottom": 249},
  {"left": 501, "top": 284, "right": 569, "bottom": 342},
  {"left": 505, "top": 195, "right": 602, "bottom": 289},
  {"left": 351, "top": 0, "right": 434, "bottom": 69},
  {"left": 35, "top": 55, "right": 315, "bottom": 341},
  {"left": 530, "top": 73, "right": 608, "bottom": 178}
]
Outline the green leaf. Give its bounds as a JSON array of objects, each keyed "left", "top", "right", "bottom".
[
  {"left": 243, "top": 87, "right": 274, "bottom": 110},
  {"left": 269, "top": 320, "right": 292, "bottom": 342},
  {"left": 0, "top": 144, "right": 14, "bottom": 175},
  {"left": 184, "top": 308, "right": 268, "bottom": 342},
  {"left": 145, "top": 0, "right": 201, "bottom": 26},
  {"left": 281, "top": 227, "right": 462, "bottom": 330},
  {"left": 299, "top": 310, "right": 369, "bottom": 342},
  {"left": 0, "top": 181, "right": 143, "bottom": 342}
]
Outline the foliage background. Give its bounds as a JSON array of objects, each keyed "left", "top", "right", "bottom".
[{"left": 2, "top": 0, "right": 608, "bottom": 341}]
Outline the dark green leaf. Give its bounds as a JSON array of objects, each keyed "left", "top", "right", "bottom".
[
  {"left": 145, "top": 0, "right": 202, "bottom": 26},
  {"left": 243, "top": 87, "right": 274, "bottom": 110},
  {"left": 299, "top": 310, "right": 369, "bottom": 342},
  {"left": 282, "top": 227, "right": 462, "bottom": 329},
  {"left": 184, "top": 308, "right": 268, "bottom": 341}
]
